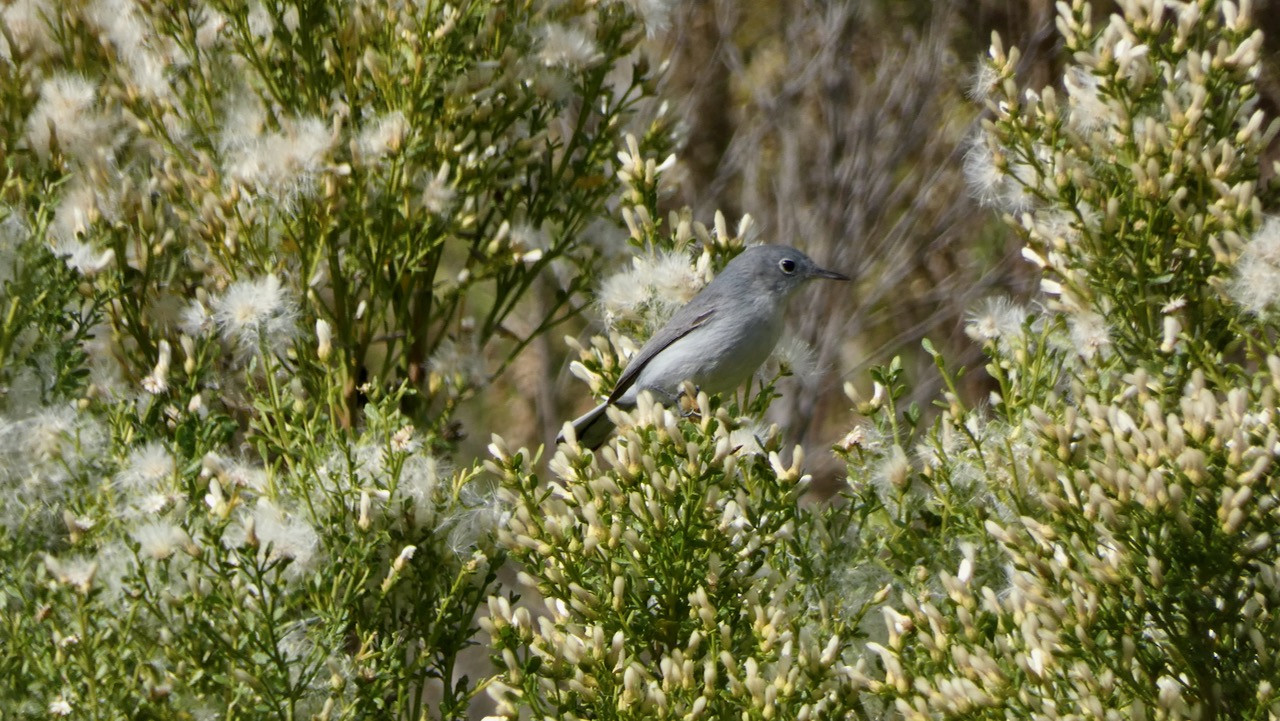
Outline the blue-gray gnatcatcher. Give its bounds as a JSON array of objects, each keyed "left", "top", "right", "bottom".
[{"left": 560, "top": 245, "right": 850, "bottom": 448}]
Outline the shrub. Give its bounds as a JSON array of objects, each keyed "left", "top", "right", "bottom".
[
  {"left": 488, "top": 1, "right": 1280, "bottom": 720},
  {"left": 843, "top": 0, "right": 1280, "bottom": 718},
  {"left": 0, "top": 0, "right": 668, "bottom": 716}
]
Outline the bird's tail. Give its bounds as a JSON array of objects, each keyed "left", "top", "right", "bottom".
[{"left": 557, "top": 401, "right": 616, "bottom": 450}]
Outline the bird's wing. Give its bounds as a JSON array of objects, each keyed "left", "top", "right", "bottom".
[{"left": 606, "top": 306, "right": 717, "bottom": 405}]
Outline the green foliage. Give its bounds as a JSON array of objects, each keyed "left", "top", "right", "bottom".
[
  {"left": 6, "top": 0, "right": 1280, "bottom": 718},
  {"left": 0, "top": 0, "right": 668, "bottom": 716},
  {"left": 489, "top": 2, "right": 1280, "bottom": 719},
  {"left": 7, "top": 381, "right": 503, "bottom": 719},
  {"left": 839, "top": 1, "right": 1280, "bottom": 719},
  {"left": 969, "top": 0, "right": 1276, "bottom": 378},
  {"left": 486, "top": 392, "right": 870, "bottom": 720},
  {"left": 3, "top": 0, "right": 667, "bottom": 425},
  {"left": 483, "top": 115, "right": 876, "bottom": 718},
  {"left": 0, "top": 205, "right": 100, "bottom": 405}
]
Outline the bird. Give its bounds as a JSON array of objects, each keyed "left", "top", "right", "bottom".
[{"left": 559, "top": 245, "right": 850, "bottom": 449}]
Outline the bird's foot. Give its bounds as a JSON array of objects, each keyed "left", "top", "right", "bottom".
[{"left": 676, "top": 382, "right": 703, "bottom": 419}]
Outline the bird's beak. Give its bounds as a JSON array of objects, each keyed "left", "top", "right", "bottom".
[{"left": 810, "top": 266, "right": 851, "bottom": 281}]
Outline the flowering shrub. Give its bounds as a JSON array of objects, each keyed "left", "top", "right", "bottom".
[
  {"left": 840, "top": 0, "right": 1280, "bottom": 718},
  {"left": 0, "top": 0, "right": 669, "bottom": 717},
  {"left": 483, "top": 127, "right": 877, "bottom": 718},
  {"left": 488, "top": 1, "right": 1280, "bottom": 720},
  {"left": 5, "top": 0, "right": 1278, "bottom": 718},
  {"left": 485, "top": 395, "right": 868, "bottom": 720}
]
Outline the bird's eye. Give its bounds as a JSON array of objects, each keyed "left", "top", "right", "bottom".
[{"left": 779, "top": 258, "right": 797, "bottom": 274}]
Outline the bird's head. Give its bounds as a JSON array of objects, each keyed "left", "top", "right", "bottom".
[{"left": 733, "top": 245, "right": 850, "bottom": 297}]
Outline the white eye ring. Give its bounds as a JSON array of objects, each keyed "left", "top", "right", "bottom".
[{"left": 779, "top": 258, "right": 797, "bottom": 274}]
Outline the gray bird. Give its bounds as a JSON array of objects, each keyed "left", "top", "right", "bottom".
[{"left": 560, "top": 245, "right": 850, "bottom": 449}]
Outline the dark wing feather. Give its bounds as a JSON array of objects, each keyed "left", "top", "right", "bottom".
[{"left": 606, "top": 307, "right": 717, "bottom": 405}]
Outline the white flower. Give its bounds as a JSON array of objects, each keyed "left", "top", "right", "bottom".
[
  {"left": 445, "top": 492, "right": 502, "bottom": 554},
  {"left": 218, "top": 92, "right": 267, "bottom": 155},
  {"left": 277, "top": 624, "right": 314, "bottom": 663},
  {"left": 1229, "top": 216, "right": 1280, "bottom": 314},
  {"left": 537, "top": 24, "right": 600, "bottom": 69},
  {"left": 962, "top": 137, "right": 1004, "bottom": 208},
  {"left": 509, "top": 223, "right": 549, "bottom": 253},
  {"left": 142, "top": 340, "right": 171, "bottom": 395},
  {"left": 25, "top": 74, "right": 114, "bottom": 162},
  {"left": 136, "top": 492, "right": 170, "bottom": 514},
  {"left": 84, "top": 0, "right": 178, "bottom": 102},
  {"left": 1069, "top": 310, "right": 1112, "bottom": 359},
  {"left": 390, "top": 424, "right": 418, "bottom": 453},
  {"left": 428, "top": 338, "right": 487, "bottom": 393},
  {"left": 21, "top": 407, "right": 82, "bottom": 463},
  {"left": 392, "top": 544, "right": 417, "bottom": 572},
  {"left": 1160, "top": 315, "right": 1181, "bottom": 354},
  {"left": 130, "top": 521, "right": 191, "bottom": 560},
  {"left": 836, "top": 426, "right": 866, "bottom": 454},
  {"left": 116, "top": 442, "right": 176, "bottom": 494},
  {"left": 355, "top": 111, "right": 410, "bottom": 162},
  {"left": 999, "top": 160, "right": 1039, "bottom": 213},
  {"left": 46, "top": 181, "right": 116, "bottom": 276},
  {"left": 1112, "top": 36, "right": 1150, "bottom": 78},
  {"left": 770, "top": 335, "right": 821, "bottom": 387},
  {"left": 49, "top": 697, "right": 73, "bottom": 716},
  {"left": 968, "top": 62, "right": 999, "bottom": 102},
  {"left": 179, "top": 299, "right": 214, "bottom": 336},
  {"left": 420, "top": 163, "right": 456, "bottom": 215},
  {"left": 622, "top": 0, "right": 674, "bottom": 36},
  {"left": 874, "top": 444, "right": 912, "bottom": 493},
  {"left": 224, "top": 459, "right": 270, "bottom": 493},
  {"left": 49, "top": 181, "right": 97, "bottom": 239},
  {"left": 598, "top": 252, "right": 703, "bottom": 327},
  {"left": 225, "top": 115, "right": 334, "bottom": 199},
  {"left": 54, "top": 238, "right": 116, "bottom": 277},
  {"left": 43, "top": 555, "right": 97, "bottom": 593},
  {"left": 253, "top": 499, "right": 321, "bottom": 578},
  {"left": 210, "top": 274, "right": 299, "bottom": 356},
  {"left": 0, "top": 0, "right": 58, "bottom": 60},
  {"left": 965, "top": 296, "right": 1027, "bottom": 344},
  {"left": 396, "top": 453, "right": 448, "bottom": 530},
  {"left": 0, "top": 406, "right": 107, "bottom": 496},
  {"left": 1063, "top": 67, "right": 1112, "bottom": 132}
]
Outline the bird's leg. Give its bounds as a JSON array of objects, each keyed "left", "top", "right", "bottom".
[{"left": 676, "top": 381, "right": 701, "bottom": 419}]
